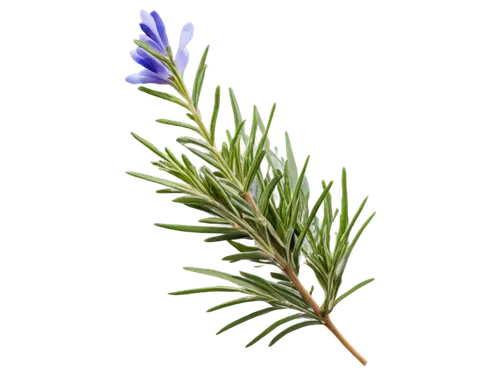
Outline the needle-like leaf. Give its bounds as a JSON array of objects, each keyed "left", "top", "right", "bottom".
[
  {"left": 348, "top": 212, "right": 376, "bottom": 253},
  {"left": 205, "top": 233, "right": 250, "bottom": 242},
  {"left": 294, "top": 181, "right": 333, "bottom": 254},
  {"left": 338, "top": 167, "right": 349, "bottom": 242},
  {"left": 337, "top": 196, "right": 369, "bottom": 246},
  {"left": 206, "top": 296, "right": 262, "bottom": 312},
  {"left": 228, "top": 88, "right": 243, "bottom": 129},
  {"left": 154, "top": 224, "right": 242, "bottom": 234},
  {"left": 258, "top": 172, "right": 283, "bottom": 213},
  {"left": 126, "top": 172, "right": 192, "bottom": 193},
  {"left": 216, "top": 307, "right": 281, "bottom": 335},
  {"left": 333, "top": 278, "right": 375, "bottom": 307},
  {"left": 156, "top": 119, "right": 199, "bottom": 133},
  {"left": 228, "top": 240, "right": 260, "bottom": 253},
  {"left": 169, "top": 286, "right": 241, "bottom": 295},
  {"left": 269, "top": 320, "right": 323, "bottom": 346},
  {"left": 209, "top": 85, "right": 220, "bottom": 143},
  {"left": 138, "top": 86, "right": 190, "bottom": 110},
  {"left": 285, "top": 132, "right": 299, "bottom": 192},
  {"left": 246, "top": 313, "right": 307, "bottom": 347},
  {"left": 198, "top": 217, "right": 230, "bottom": 225},
  {"left": 130, "top": 132, "right": 182, "bottom": 167},
  {"left": 222, "top": 252, "right": 270, "bottom": 263},
  {"left": 193, "top": 45, "right": 209, "bottom": 108},
  {"left": 243, "top": 150, "right": 266, "bottom": 191}
]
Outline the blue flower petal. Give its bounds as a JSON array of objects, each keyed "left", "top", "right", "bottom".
[
  {"left": 151, "top": 11, "right": 168, "bottom": 49},
  {"left": 140, "top": 10, "right": 161, "bottom": 44},
  {"left": 177, "top": 21, "right": 196, "bottom": 50},
  {"left": 175, "top": 47, "right": 191, "bottom": 72},
  {"left": 130, "top": 49, "right": 157, "bottom": 73},
  {"left": 140, "top": 23, "right": 163, "bottom": 49},
  {"left": 129, "top": 48, "right": 155, "bottom": 71},
  {"left": 125, "top": 70, "right": 167, "bottom": 84},
  {"left": 136, "top": 48, "right": 170, "bottom": 78},
  {"left": 139, "top": 34, "right": 163, "bottom": 53}
]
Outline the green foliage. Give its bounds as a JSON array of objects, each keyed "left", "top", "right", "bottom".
[
  {"left": 127, "top": 40, "right": 376, "bottom": 359},
  {"left": 192, "top": 45, "right": 209, "bottom": 109}
]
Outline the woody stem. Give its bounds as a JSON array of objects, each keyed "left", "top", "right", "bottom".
[{"left": 283, "top": 266, "right": 367, "bottom": 366}]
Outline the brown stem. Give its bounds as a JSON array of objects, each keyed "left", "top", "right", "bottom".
[
  {"left": 243, "top": 192, "right": 258, "bottom": 212},
  {"left": 283, "top": 266, "right": 367, "bottom": 366}
]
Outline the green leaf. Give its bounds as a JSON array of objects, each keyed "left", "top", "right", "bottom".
[
  {"left": 156, "top": 119, "right": 199, "bottom": 133},
  {"left": 201, "top": 167, "right": 239, "bottom": 215},
  {"left": 138, "top": 86, "right": 190, "bottom": 110},
  {"left": 244, "top": 106, "right": 259, "bottom": 172},
  {"left": 229, "top": 120, "right": 246, "bottom": 155},
  {"left": 282, "top": 160, "right": 291, "bottom": 202},
  {"left": 199, "top": 217, "right": 230, "bottom": 225},
  {"left": 181, "top": 154, "right": 198, "bottom": 179},
  {"left": 270, "top": 272, "right": 290, "bottom": 282},
  {"left": 243, "top": 150, "right": 266, "bottom": 191},
  {"left": 207, "top": 296, "right": 261, "bottom": 312},
  {"left": 287, "top": 152, "right": 312, "bottom": 228},
  {"left": 222, "top": 252, "right": 270, "bottom": 263},
  {"left": 184, "top": 146, "right": 220, "bottom": 169},
  {"left": 252, "top": 103, "right": 267, "bottom": 139},
  {"left": 231, "top": 195, "right": 254, "bottom": 215},
  {"left": 193, "top": 45, "right": 209, "bottom": 108},
  {"left": 246, "top": 313, "right": 307, "bottom": 347},
  {"left": 338, "top": 167, "right": 349, "bottom": 241},
  {"left": 254, "top": 103, "right": 275, "bottom": 174},
  {"left": 129, "top": 132, "right": 182, "bottom": 168},
  {"left": 285, "top": 132, "right": 299, "bottom": 191},
  {"left": 169, "top": 286, "right": 241, "bottom": 295},
  {"left": 240, "top": 272, "right": 281, "bottom": 299},
  {"left": 258, "top": 172, "right": 283, "bottom": 213},
  {"left": 228, "top": 240, "right": 260, "bottom": 253},
  {"left": 205, "top": 233, "right": 249, "bottom": 242},
  {"left": 346, "top": 212, "right": 376, "bottom": 256},
  {"left": 156, "top": 188, "right": 180, "bottom": 194},
  {"left": 228, "top": 88, "right": 243, "bottom": 129},
  {"left": 171, "top": 194, "right": 219, "bottom": 212},
  {"left": 154, "top": 223, "right": 241, "bottom": 234},
  {"left": 231, "top": 144, "right": 245, "bottom": 181},
  {"left": 305, "top": 260, "right": 328, "bottom": 291},
  {"left": 268, "top": 204, "right": 285, "bottom": 242},
  {"left": 337, "top": 196, "right": 369, "bottom": 246},
  {"left": 294, "top": 181, "right": 333, "bottom": 254},
  {"left": 210, "top": 85, "right": 220, "bottom": 143},
  {"left": 269, "top": 282, "right": 310, "bottom": 310},
  {"left": 176, "top": 137, "right": 212, "bottom": 151},
  {"left": 269, "top": 320, "right": 322, "bottom": 346},
  {"left": 333, "top": 278, "right": 375, "bottom": 307},
  {"left": 183, "top": 267, "right": 256, "bottom": 290},
  {"left": 216, "top": 307, "right": 281, "bottom": 335},
  {"left": 322, "top": 180, "right": 332, "bottom": 217},
  {"left": 126, "top": 172, "right": 191, "bottom": 193},
  {"left": 160, "top": 168, "right": 191, "bottom": 186},
  {"left": 263, "top": 101, "right": 278, "bottom": 137},
  {"left": 149, "top": 158, "right": 170, "bottom": 172},
  {"left": 182, "top": 112, "right": 195, "bottom": 122},
  {"left": 183, "top": 268, "right": 282, "bottom": 302}
]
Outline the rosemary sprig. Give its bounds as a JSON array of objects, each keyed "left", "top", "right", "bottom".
[{"left": 126, "top": 10, "right": 376, "bottom": 366}]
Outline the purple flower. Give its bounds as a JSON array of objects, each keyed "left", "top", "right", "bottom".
[{"left": 126, "top": 10, "right": 194, "bottom": 85}]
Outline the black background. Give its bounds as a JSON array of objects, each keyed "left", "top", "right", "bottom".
[{"left": 111, "top": 1, "right": 416, "bottom": 373}]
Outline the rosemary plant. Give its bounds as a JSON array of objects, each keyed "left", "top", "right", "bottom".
[{"left": 126, "top": 10, "right": 376, "bottom": 366}]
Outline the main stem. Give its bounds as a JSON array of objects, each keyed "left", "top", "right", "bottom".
[{"left": 284, "top": 266, "right": 368, "bottom": 366}]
